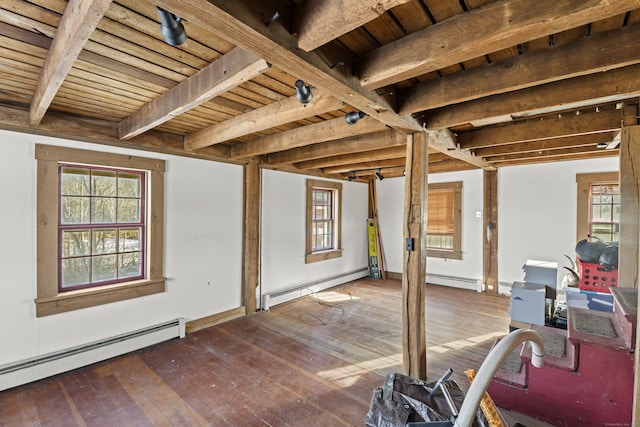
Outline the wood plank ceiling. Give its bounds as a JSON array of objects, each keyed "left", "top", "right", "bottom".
[{"left": 1, "top": 0, "right": 638, "bottom": 179}]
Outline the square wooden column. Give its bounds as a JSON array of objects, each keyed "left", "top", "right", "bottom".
[
  {"left": 402, "top": 132, "right": 427, "bottom": 379},
  {"left": 483, "top": 170, "right": 499, "bottom": 294},
  {"left": 619, "top": 125, "right": 640, "bottom": 289},
  {"left": 243, "top": 158, "right": 261, "bottom": 314},
  {"left": 621, "top": 124, "right": 640, "bottom": 427}
]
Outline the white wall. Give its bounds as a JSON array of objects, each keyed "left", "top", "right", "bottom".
[
  {"left": 376, "top": 157, "right": 619, "bottom": 290},
  {"left": 499, "top": 157, "right": 619, "bottom": 286},
  {"left": 260, "top": 169, "right": 369, "bottom": 305},
  {"left": 0, "top": 130, "right": 244, "bottom": 365},
  {"left": 0, "top": 130, "right": 370, "bottom": 366},
  {"left": 377, "top": 169, "right": 484, "bottom": 284}
]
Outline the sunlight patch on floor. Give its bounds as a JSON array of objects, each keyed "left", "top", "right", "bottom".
[
  {"left": 428, "top": 331, "right": 506, "bottom": 354},
  {"left": 317, "top": 354, "right": 402, "bottom": 387},
  {"left": 310, "top": 291, "right": 360, "bottom": 303}
]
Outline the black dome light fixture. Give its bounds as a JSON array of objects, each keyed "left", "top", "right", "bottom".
[
  {"left": 375, "top": 169, "right": 384, "bottom": 181},
  {"left": 345, "top": 111, "right": 366, "bottom": 125},
  {"left": 294, "top": 80, "right": 313, "bottom": 104},
  {"left": 157, "top": 6, "right": 187, "bottom": 46},
  {"left": 348, "top": 174, "right": 357, "bottom": 182}
]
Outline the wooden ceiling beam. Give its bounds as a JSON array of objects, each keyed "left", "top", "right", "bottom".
[
  {"left": 357, "top": 0, "right": 640, "bottom": 89},
  {"left": 426, "top": 129, "right": 490, "bottom": 169},
  {"left": 264, "top": 129, "right": 406, "bottom": 165},
  {"left": 352, "top": 165, "right": 405, "bottom": 178},
  {"left": 301, "top": 145, "right": 407, "bottom": 171},
  {"left": 229, "top": 116, "right": 388, "bottom": 158},
  {"left": 323, "top": 158, "right": 406, "bottom": 175},
  {"left": 399, "top": 23, "right": 640, "bottom": 114},
  {"left": 459, "top": 109, "right": 623, "bottom": 150},
  {"left": 474, "top": 132, "right": 616, "bottom": 158},
  {"left": 487, "top": 145, "right": 616, "bottom": 164},
  {"left": 428, "top": 159, "right": 480, "bottom": 174},
  {"left": 29, "top": 0, "right": 113, "bottom": 125},
  {"left": 185, "top": 88, "right": 344, "bottom": 151},
  {"left": 153, "top": 0, "right": 422, "bottom": 132},
  {"left": 293, "top": 0, "right": 412, "bottom": 52},
  {"left": 119, "top": 47, "right": 269, "bottom": 140},
  {"left": 488, "top": 149, "right": 619, "bottom": 167},
  {"left": 427, "top": 64, "right": 640, "bottom": 130},
  {"left": 0, "top": 104, "right": 230, "bottom": 161}
]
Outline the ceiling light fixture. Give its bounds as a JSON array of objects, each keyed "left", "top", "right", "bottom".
[
  {"left": 375, "top": 169, "right": 384, "bottom": 181},
  {"left": 157, "top": 7, "right": 187, "bottom": 46},
  {"left": 348, "top": 174, "right": 357, "bottom": 182},
  {"left": 596, "top": 142, "right": 608, "bottom": 149},
  {"left": 294, "top": 80, "right": 313, "bottom": 104},
  {"left": 345, "top": 111, "right": 366, "bottom": 125}
]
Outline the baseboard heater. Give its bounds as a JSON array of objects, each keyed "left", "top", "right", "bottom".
[
  {"left": 0, "top": 318, "right": 185, "bottom": 391},
  {"left": 427, "top": 273, "right": 483, "bottom": 292},
  {"left": 262, "top": 267, "right": 369, "bottom": 310}
]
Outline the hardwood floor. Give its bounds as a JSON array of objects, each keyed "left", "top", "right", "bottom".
[{"left": 0, "top": 279, "right": 551, "bottom": 426}]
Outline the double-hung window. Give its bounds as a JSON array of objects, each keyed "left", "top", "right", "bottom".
[
  {"left": 427, "top": 181, "right": 463, "bottom": 259},
  {"left": 36, "top": 145, "right": 166, "bottom": 317},
  {"left": 576, "top": 172, "right": 619, "bottom": 242},
  {"left": 306, "top": 179, "right": 342, "bottom": 263},
  {"left": 59, "top": 165, "right": 145, "bottom": 290}
]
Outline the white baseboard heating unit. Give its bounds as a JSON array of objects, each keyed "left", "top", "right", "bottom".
[
  {"left": 0, "top": 318, "right": 185, "bottom": 391},
  {"left": 262, "top": 267, "right": 368, "bottom": 310}
]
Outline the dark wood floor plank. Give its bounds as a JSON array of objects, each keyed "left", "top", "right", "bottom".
[{"left": 0, "top": 279, "right": 553, "bottom": 426}]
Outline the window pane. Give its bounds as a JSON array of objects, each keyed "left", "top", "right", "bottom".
[
  {"left": 61, "top": 167, "right": 90, "bottom": 196},
  {"left": 92, "top": 254, "right": 118, "bottom": 282},
  {"left": 93, "top": 229, "right": 117, "bottom": 254},
  {"left": 119, "top": 228, "right": 141, "bottom": 252},
  {"left": 61, "top": 196, "right": 90, "bottom": 224},
  {"left": 118, "top": 172, "right": 141, "bottom": 197},
  {"left": 62, "top": 230, "right": 90, "bottom": 257},
  {"left": 119, "top": 252, "right": 141, "bottom": 278},
  {"left": 92, "top": 197, "right": 116, "bottom": 223},
  {"left": 61, "top": 258, "right": 90, "bottom": 288},
  {"left": 92, "top": 170, "right": 116, "bottom": 197},
  {"left": 117, "top": 199, "right": 140, "bottom": 223}
]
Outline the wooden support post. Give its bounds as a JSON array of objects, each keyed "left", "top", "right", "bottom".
[
  {"left": 483, "top": 170, "right": 499, "bottom": 294},
  {"left": 243, "top": 158, "right": 261, "bottom": 314},
  {"left": 619, "top": 126, "right": 640, "bottom": 290},
  {"left": 402, "top": 132, "right": 427, "bottom": 379},
  {"left": 621, "top": 126, "right": 640, "bottom": 427}
]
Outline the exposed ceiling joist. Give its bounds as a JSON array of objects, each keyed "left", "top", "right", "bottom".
[
  {"left": 299, "top": 145, "right": 407, "bottom": 171},
  {"left": 153, "top": 0, "right": 423, "bottom": 132},
  {"left": 293, "top": 0, "right": 413, "bottom": 52},
  {"left": 357, "top": 0, "right": 640, "bottom": 89},
  {"left": 119, "top": 47, "right": 269, "bottom": 140},
  {"left": 264, "top": 129, "right": 407, "bottom": 165},
  {"left": 426, "top": 64, "right": 640, "bottom": 130},
  {"left": 426, "top": 129, "right": 490, "bottom": 169},
  {"left": 0, "top": 104, "right": 229, "bottom": 160},
  {"left": 459, "top": 109, "right": 623, "bottom": 150},
  {"left": 473, "top": 132, "right": 617, "bottom": 157},
  {"left": 487, "top": 145, "right": 616, "bottom": 164},
  {"left": 230, "top": 115, "right": 388, "bottom": 158},
  {"left": 324, "top": 157, "right": 406, "bottom": 175},
  {"left": 30, "top": 0, "right": 113, "bottom": 125},
  {"left": 185, "top": 88, "right": 344, "bottom": 151},
  {"left": 400, "top": 23, "right": 640, "bottom": 115}
]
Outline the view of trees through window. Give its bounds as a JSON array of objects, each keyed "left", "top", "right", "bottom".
[
  {"left": 589, "top": 182, "right": 620, "bottom": 242},
  {"left": 311, "top": 188, "right": 334, "bottom": 251},
  {"left": 59, "top": 165, "right": 145, "bottom": 290}
]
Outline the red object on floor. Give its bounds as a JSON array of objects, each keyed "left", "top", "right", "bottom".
[{"left": 489, "top": 292, "right": 635, "bottom": 427}]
